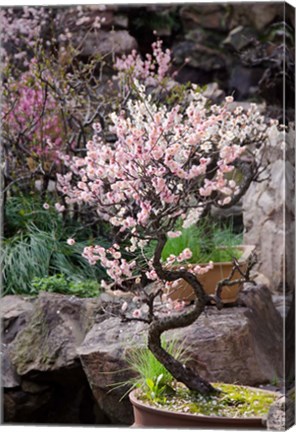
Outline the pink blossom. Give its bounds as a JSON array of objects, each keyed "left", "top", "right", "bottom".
[
  {"left": 132, "top": 309, "right": 142, "bottom": 318},
  {"left": 166, "top": 254, "right": 177, "bottom": 265},
  {"left": 114, "top": 40, "right": 172, "bottom": 87},
  {"left": 177, "top": 248, "right": 193, "bottom": 262},
  {"left": 145, "top": 270, "right": 158, "bottom": 281},
  {"left": 100, "top": 280, "right": 108, "bottom": 289},
  {"left": 173, "top": 300, "right": 186, "bottom": 311},
  {"left": 193, "top": 261, "right": 214, "bottom": 275},
  {"left": 67, "top": 238, "right": 75, "bottom": 246},
  {"left": 55, "top": 203, "right": 65, "bottom": 212},
  {"left": 121, "top": 301, "right": 128, "bottom": 312},
  {"left": 167, "top": 231, "right": 182, "bottom": 238}
]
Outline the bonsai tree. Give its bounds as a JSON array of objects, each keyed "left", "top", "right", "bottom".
[{"left": 57, "top": 80, "right": 272, "bottom": 395}]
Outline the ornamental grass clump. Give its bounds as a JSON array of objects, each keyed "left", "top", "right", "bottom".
[
  {"left": 57, "top": 79, "right": 273, "bottom": 395},
  {"left": 114, "top": 337, "right": 191, "bottom": 402}
]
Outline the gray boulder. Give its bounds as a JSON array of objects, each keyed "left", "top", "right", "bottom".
[
  {"left": 243, "top": 126, "right": 295, "bottom": 296},
  {"left": 267, "top": 393, "right": 295, "bottom": 430},
  {"left": 78, "top": 318, "right": 146, "bottom": 424},
  {"left": 9, "top": 292, "right": 102, "bottom": 376},
  {"left": 1, "top": 295, "right": 35, "bottom": 344},
  {"left": 72, "top": 30, "right": 138, "bottom": 57},
  {"left": 3, "top": 292, "right": 109, "bottom": 425}
]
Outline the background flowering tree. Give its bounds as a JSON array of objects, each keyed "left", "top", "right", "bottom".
[
  {"left": 58, "top": 80, "right": 271, "bottom": 394},
  {"left": 1, "top": 6, "right": 193, "bottom": 295}
]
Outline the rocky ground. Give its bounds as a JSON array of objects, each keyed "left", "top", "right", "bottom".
[{"left": 1, "top": 284, "right": 292, "bottom": 427}]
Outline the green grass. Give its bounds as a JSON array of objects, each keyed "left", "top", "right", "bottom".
[
  {"left": 2, "top": 195, "right": 109, "bottom": 295},
  {"left": 161, "top": 222, "right": 243, "bottom": 264},
  {"left": 138, "top": 382, "right": 277, "bottom": 418},
  {"left": 111, "top": 338, "right": 191, "bottom": 401},
  {"left": 127, "top": 338, "right": 190, "bottom": 389}
]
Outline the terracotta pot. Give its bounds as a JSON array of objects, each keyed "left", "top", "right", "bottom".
[
  {"left": 166, "top": 245, "right": 255, "bottom": 304},
  {"left": 129, "top": 388, "right": 269, "bottom": 429}
]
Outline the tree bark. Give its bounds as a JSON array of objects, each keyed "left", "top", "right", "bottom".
[{"left": 147, "top": 234, "right": 217, "bottom": 394}]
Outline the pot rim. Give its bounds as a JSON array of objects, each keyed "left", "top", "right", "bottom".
[
  {"left": 129, "top": 385, "right": 277, "bottom": 424},
  {"left": 167, "top": 244, "right": 255, "bottom": 268}
]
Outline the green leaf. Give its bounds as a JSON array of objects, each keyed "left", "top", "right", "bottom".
[{"left": 145, "top": 378, "right": 155, "bottom": 391}]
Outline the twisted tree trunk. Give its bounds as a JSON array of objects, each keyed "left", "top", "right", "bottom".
[{"left": 147, "top": 234, "right": 217, "bottom": 394}]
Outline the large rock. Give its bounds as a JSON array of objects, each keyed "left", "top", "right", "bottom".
[
  {"left": 172, "top": 40, "right": 226, "bottom": 72},
  {"left": 9, "top": 292, "right": 102, "bottom": 376},
  {"left": 229, "top": 3, "right": 284, "bottom": 31},
  {"left": 1, "top": 295, "right": 54, "bottom": 423},
  {"left": 72, "top": 30, "right": 138, "bottom": 57},
  {"left": 180, "top": 4, "right": 229, "bottom": 31},
  {"left": 3, "top": 292, "right": 110, "bottom": 425},
  {"left": 1, "top": 295, "right": 35, "bottom": 389},
  {"left": 243, "top": 125, "right": 295, "bottom": 295},
  {"left": 78, "top": 318, "right": 146, "bottom": 424},
  {"left": 78, "top": 284, "right": 283, "bottom": 424},
  {"left": 266, "top": 392, "right": 295, "bottom": 430},
  {"left": 1, "top": 295, "right": 35, "bottom": 344},
  {"left": 173, "top": 284, "right": 283, "bottom": 385}
]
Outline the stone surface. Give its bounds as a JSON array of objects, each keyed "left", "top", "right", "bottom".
[
  {"left": 266, "top": 392, "right": 295, "bottom": 430},
  {"left": 1, "top": 295, "right": 35, "bottom": 344},
  {"left": 175, "top": 284, "right": 283, "bottom": 385},
  {"left": 1, "top": 295, "right": 35, "bottom": 389},
  {"left": 223, "top": 26, "right": 257, "bottom": 51},
  {"left": 73, "top": 30, "right": 138, "bottom": 57},
  {"left": 78, "top": 317, "right": 146, "bottom": 424},
  {"left": 2, "top": 343, "right": 21, "bottom": 389},
  {"left": 9, "top": 292, "right": 102, "bottom": 376},
  {"left": 229, "top": 3, "right": 283, "bottom": 31},
  {"left": 173, "top": 40, "right": 226, "bottom": 72},
  {"left": 3, "top": 292, "right": 109, "bottom": 425},
  {"left": 243, "top": 126, "right": 295, "bottom": 295},
  {"left": 180, "top": 4, "right": 228, "bottom": 31},
  {"left": 4, "top": 387, "right": 53, "bottom": 423},
  {"left": 78, "top": 284, "right": 283, "bottom": 424}
]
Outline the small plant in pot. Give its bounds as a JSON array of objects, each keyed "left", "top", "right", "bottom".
[
  {"left": 122, "top": 337, "right": 277, "bottom": 428},
  {"left": 161, "top": 220, "right": 255, "bottom": 304},
  {"left": 57, "top": 80, "right": 277, "bottom": 426}
]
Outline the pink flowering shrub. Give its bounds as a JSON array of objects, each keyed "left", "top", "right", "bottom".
[
  {"left": 58, "top": 81, "right": 268, "bottom": 289},
  {"left": 0, "top": 6, "right": 105, "bottom": 70},
  {"left": 57, "top": 79, "right": 272, "bottom": 392},
  {"left": 0, "top": 7, "right": 50, "bottom": 68},
  {"left": 2, "top": 59, "right": 63, "bottom": 163},
  {"left": 114, "top": 39, "right": 172, "bottom": 88},
  {"left": 1, "top": 6, "right": 109, "bottom": 201}
]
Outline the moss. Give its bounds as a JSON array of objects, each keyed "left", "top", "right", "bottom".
[
  {"left": 10, "top": 305, "right": 59, "bottom": 374},
  {"left": 139, "top": 382, "right": 277, "bottom": 418}
]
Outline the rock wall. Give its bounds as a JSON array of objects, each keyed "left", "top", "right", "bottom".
[
  {"left": 55, "top": 3, "right": 294, "bottom": 113},
  {"left": 243, "top": 125, "right": 295, "bottom": 297},
  {"left": 2, "top": 287, "right": 283, "bottom": 425}
]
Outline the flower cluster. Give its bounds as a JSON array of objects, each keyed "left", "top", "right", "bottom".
[
  {"left": 0, "top": 7, "right": 106, "bottom": 70},
  {"left": 114, "top": 40, "right": 172, "bottom": 87},
  {"left": 0, "top": 7, "right": 49, "bottom": 68},
  {"left": 82, "top": 243, "right": 136, "bottom": 284},
  {"left": 58, "top": 81, "right": 269, "bottom": 286},
  {"left": 2, "top": 60, "right": 63, "bottom": 162}
]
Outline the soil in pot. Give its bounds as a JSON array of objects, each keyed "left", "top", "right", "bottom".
[{"left": 129, "top": 382, "right": 278, "bottom": 428}]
